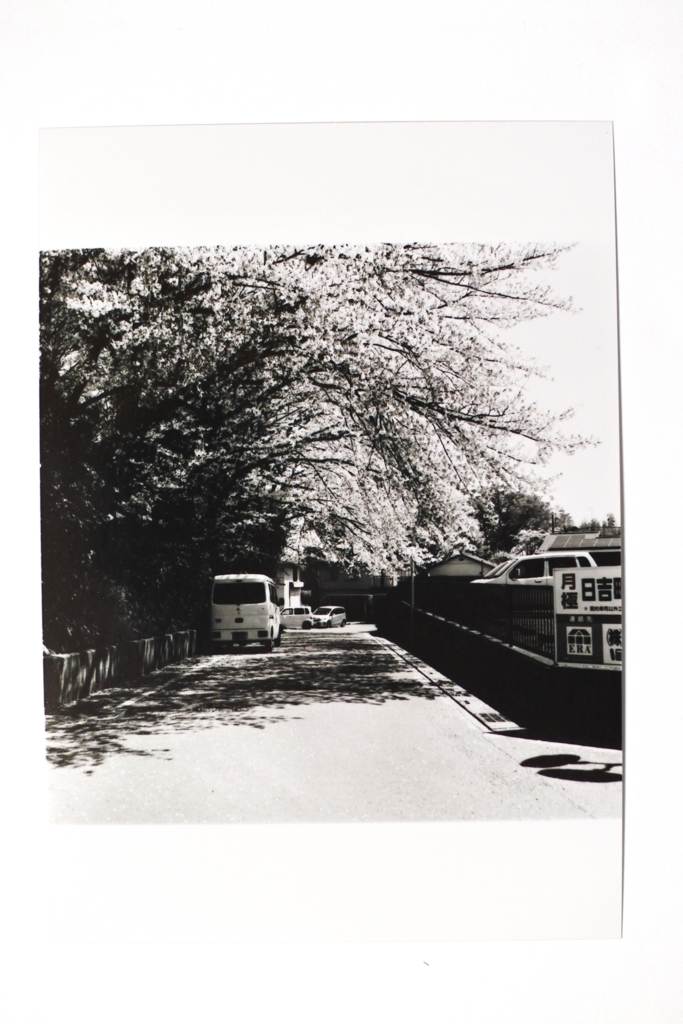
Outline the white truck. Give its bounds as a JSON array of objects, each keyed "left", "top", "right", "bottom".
[{"left": 473, "top": 549, "right": 621, "bottom": 587}]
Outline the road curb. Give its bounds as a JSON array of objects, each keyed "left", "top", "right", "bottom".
[{"left": 372, "top": 634, "right": 522, "bottom": 733}]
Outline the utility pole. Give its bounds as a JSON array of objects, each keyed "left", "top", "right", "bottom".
[{"left": 410, "top": 555, "right": 415, "bottom": 644}]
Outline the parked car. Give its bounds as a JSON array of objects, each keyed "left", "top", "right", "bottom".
[
  {"left": 472, "top": 549, "right": 621, "bottom": 586},
  {"left": 210, "top": 574, "right": 281, "bottom": 651},
  {"left": 280, "top": 605, "right": 314, "bottom": 630},
  {"left": 311, "top": 606, "right": 347, "bottom": 628}
]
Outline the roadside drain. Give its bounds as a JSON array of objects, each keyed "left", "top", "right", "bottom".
[{"left": 372, "top": 635, "right": 522, "bottom": 733}]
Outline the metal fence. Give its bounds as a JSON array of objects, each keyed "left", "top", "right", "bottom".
[
  {"left": 394, "top": 578, "right": 555, "bottom": 660},
  {"left": 509, "top": 586, "right": 555, "bottom": 659}
]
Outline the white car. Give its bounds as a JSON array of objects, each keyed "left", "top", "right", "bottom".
[
  {"left": 280, "top": 605, "right": 314, "bottom": 630},
  {"left": 311, "top": 606, "right": 347, "bottom": 628},
  {"left": 473, "top": 549, "right": 621, "bottom": 586}
]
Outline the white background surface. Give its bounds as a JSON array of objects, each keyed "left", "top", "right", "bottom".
[
  {"left": 2, "top": 2, "right": 682, "bottom": 1022},
  {"left": 47, "top": 821, "right": 622, "bottom": 942}
]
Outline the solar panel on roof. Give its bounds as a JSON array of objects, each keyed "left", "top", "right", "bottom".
[
  {"left": 542, "top": 532, "right": 621, "bottom": 551},
  {"left": 542, "top": 533, "right": 596, "bottom": 550}
]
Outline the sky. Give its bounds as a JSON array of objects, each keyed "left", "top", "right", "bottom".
[{"left": 502, "top": 241, "right": 621, "bottom": 526}]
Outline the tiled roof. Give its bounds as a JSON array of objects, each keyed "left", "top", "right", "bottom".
[{"left": 439, "top": 550, "right": 495, "bottom": 566}]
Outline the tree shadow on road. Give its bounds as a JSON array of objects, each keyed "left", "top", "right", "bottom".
[
  {"left": 45, "top": 633, "right": 439, "bottom": 770},
  {"left": 520, "top": 753, "right": 622, "bottom": 784}
]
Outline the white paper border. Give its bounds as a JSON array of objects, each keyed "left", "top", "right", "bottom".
[{"left": 39, "top": 119, "right": 621, "bottom": 945}]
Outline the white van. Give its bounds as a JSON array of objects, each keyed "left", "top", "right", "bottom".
[
  {"left": 280, "top": 605, "right": 314, "bottom": 630},
  {"left": 311, "top": 606, "right": 347, "bottom": 628},
  {"left": 211, "top": 574, "right": 281, "bottom": 651}
]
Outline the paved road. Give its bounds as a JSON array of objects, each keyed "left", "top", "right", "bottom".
[{"left": 46, "top": 626, "right": 622, "bottom": 823}]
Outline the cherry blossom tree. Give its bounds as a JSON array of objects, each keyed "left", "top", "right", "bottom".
[{"left": 40, "top": 243, "right": 580, "bottom": 649}]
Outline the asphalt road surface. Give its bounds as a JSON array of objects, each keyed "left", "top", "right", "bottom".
[{"left": 46, "top": 625, "right": 622, "bottom": 824}]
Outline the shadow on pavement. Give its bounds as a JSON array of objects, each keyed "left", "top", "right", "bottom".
[
  {"left": 45, "top": 632, "right": 438, "bottom": 770},
  {"left": 378, "top": 607, "right": 622, "bottom": 750},
  {"left": 520, "top": 752, "right": 622, "bottom": 784}
]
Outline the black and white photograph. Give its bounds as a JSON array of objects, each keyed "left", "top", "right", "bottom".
[{"left": 41, "top": 234, "right": 623, "bottom": 828}]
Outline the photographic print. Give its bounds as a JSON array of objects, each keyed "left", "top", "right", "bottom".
[
  {"left": 39, "top": 122, "right": 622, "bottom": 938},
  {"left": 42, "top": 235, "right": 622, "bottom": 822}
]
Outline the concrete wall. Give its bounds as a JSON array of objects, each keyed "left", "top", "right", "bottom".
[
  {"left": 43, "top": 630, "right": 196, "bottom": 710},
  {"left": 275, "top": 578, "right": 305, "bottom": 608}
]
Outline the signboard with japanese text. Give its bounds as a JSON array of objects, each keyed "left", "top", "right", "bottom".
[
  {"left": 553, "top": 567, "right": 623, "bottom": 668},
  {"left": 553, "top": 566, "right": 622, "bottom": 616},
  {"left": 602, "top": 622, "right": 623, "bottom": 665}
]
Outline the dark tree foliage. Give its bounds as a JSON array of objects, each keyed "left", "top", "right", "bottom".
[
  {"left": 40, "top": 244, "right": 577, "bottom": 651},
  {"left": 577, "top": 513, "right": 620, "bottom": 534},
  {"left": 471, "top": 488, "right": 555, "bottom": 558}
]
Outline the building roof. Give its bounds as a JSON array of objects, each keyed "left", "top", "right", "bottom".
[
  {"left": 430, "top": 550, "right": 495, "bottom": 569},
  {"left": 212, "top": 573, "right": 275, "bottom": 582}
]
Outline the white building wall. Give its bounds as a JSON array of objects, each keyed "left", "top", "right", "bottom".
[
  {"left": 275, "top": 566, "right": 304, "bottom": 607},
  {"left": 429, "top": 558, "right": 491, "bottom": 577}
]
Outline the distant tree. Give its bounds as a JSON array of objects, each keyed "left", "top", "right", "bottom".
[
  {"left": 553, "top": 509, "right": 575, "bottom": 532},
  {"left": 40, "top": 243, "right": 582, "bottom": 649},
  {"left": 577, "top": 513, "right": 620, "bottom": 534},
  {"left": 470, "top": 488, "right": 555, "bottom": 558}
]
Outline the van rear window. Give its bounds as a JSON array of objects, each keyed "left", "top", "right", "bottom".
[
  {"left": 516, "top": 558, "right": 545, "bottom": 579},
  {"left": 591, "top": 551, "right": 622, "bottom": 567},
  {"left": 213, "top": 582, "right": 266, "bottom": 605},
  {"left": 547, "top": 556, "right": 578, "bottom": 571}
]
